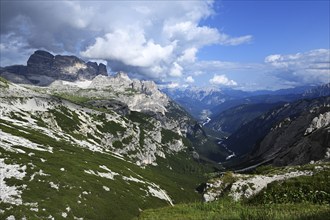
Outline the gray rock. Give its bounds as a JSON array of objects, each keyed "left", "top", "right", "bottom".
[{"left": 1, "top": 50, "right": 108, "bottom": 85}]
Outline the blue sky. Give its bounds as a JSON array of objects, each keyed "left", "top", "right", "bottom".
[
  {"left": 0, "top": 0, "right": 329, "bottom": 90},
  {"left": 199, "top": 0, "right": 330, "bottom": 62}
]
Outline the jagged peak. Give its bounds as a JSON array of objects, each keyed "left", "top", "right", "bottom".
[
  {"left": 114, "top": 71, "right": 131, "bottom": 81},
  {"left": 0, "top": 50, "right": 108, "bottom": 86}
]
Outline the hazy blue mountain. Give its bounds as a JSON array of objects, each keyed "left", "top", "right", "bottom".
[
  {"left": 162, "top": 85, "right": 317, "bottom": 121},
  {"left": 219, "top": 96, "right": 330, "bottom": 169}
]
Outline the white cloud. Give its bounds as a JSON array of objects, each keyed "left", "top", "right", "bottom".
[
  {"left": 178, "top": 48, "right": 197, "bottom": 63},
  {"left": 163, "top": 21, "right": 220, "bottom": 47},
  {"left": 1, "top": 0, "right": 253, "bottom": 81},
  {"left": 88, "top": 59, "right": 108, "bottom": 66},
  {"left": 169, "top": 62, "right": 183, "bottom": 77},
  {"left": 265, "top": 49, "right": 330, "bottom": 84},
  {"left": 209, "top": 74, "right": 237, "bottom": 86},
  {"left": 167, "top": 82, "right": 180, "bottom": 89},
  {"left": 163, "top": 21, "right": 252, "bottom": 47},
  {"left": 81, "top": 29, "right": 174, "bottom": 68},
  {"left": 218, "top": 33, "right": 253, "bottom": 46},
  {"left": 265, "top": 54, "right": 282, "bottom": 63},
  {"left": 185, "top": 76, "right": 195, "bottom": 83}
]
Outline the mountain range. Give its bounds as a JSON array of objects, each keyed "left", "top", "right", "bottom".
[
  {"left": 162, "top": 85, "right": 318, "bottom": 121},
  {"left": 0, "top": 51, "right": 226, "bottom": 219},
  {"left": 0, "top": 50, "right": 329, "bottom": 219}
]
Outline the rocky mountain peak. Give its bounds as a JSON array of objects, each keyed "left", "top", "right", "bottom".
[
  {"left": 115, "top": 71, "right": 131, "bottom": 81},
  {"left": 30, "top": 50, "right": 55, "bottom": 60},
  {"left": 0, "top": 50, "right": 108, "bottom": 86}
]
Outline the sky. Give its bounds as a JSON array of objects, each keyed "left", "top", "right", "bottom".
[{"left": 0, "top": 0, "right": 329, "bottom": 90}]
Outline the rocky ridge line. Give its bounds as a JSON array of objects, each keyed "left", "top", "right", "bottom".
[{"left": 0, "top": 50, "right": 108, "bottom": 86}]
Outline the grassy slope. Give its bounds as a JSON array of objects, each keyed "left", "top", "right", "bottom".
[
  {"left": 138, "top": 164, "right": 330, "bottom": 220},
  {"left": 0, "top": 94, "right": 213, "bottom": 219},
  {"left": 0, "top": 119, "right": 211, "bottom": 219},
  {"left": 138, "top": 200, "right": 329, "bottom": 220}
]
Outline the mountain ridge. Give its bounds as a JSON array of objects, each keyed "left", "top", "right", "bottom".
[{"left": 0, "top": 50, "right": 108, "bottom": 86}]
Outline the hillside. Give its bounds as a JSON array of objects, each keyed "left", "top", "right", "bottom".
[
  {"left": 0, "top": 74, "right": 220, "bottom": 219},
  {"left": 1, "top": 50, "right": 328, "bottom": 220},
  {"left": 219, "top": 96, "right": 330, "bottom": 158},
  {"left": 207, "top": 102, "right": 284, "bottom": 134},
  {"left": 139, "top": 162, "right": 330, "bottom": 219}
]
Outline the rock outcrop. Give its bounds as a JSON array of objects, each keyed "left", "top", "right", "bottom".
[
  {"left": 305, "top": 112, "right": 330, "bottom": 135},
  {"left": 0, "top": 50, "right": 108, "bottom": 85}
]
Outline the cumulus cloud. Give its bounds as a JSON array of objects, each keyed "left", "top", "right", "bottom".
[
  {"left": 169, "top": 62, "right": 183, "bottom": 77},
  {"left": 265, "top": 49, "right": 330, "bottom": 84},
  {"left": 163, "top": 21, "right": 220, "bottom": 47},
  {"left": 0, "top": 0, "right": 252, "bottom": 80},
  {"left": 209, "top": 74, "right": 237, "bottom": 86},
  {"left": 185, "top": 76, "right": 195, "bottom": 83},
  {"left": 178, "top": 48, "right": 197, "bottom": 63},
  {"left": 81, "top": 29, "right": 174, "bottom": 68},
  {"left": 166, "top": 82, "right": 180, "bottom": 89}
]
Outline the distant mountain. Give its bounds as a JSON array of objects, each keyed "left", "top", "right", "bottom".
[
  {"left": 303, "top": 83, "right": 330, "bottom": 98},
  {"left": 207, "top": 102, "right": 284, "bottom": 134},
  {"left": 0, "top": 50, "right": 108, "bottom": 86},
  {"left": 210, "top": 93, "right": 309, "bottom": 117},
  {"left": 203, "top": 83, "right": 329, "bottom": 136},
  {"left": 220, "top": 96, "right": 330, "bottom": 169},
  {"left": 162, "top": 85, "right": 318, "bottom": 120},
  {"left": 162, "top": 87, "right": 232, "bottom": 119}
]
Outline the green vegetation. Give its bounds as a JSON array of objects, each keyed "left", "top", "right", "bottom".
[
  {"left": 127, "top": 111, "right": 153, "bottom": 127},
  {"left": 139, "top": 164, "right": 330, "bottom": 219},
  {"left": 113, "top": 140, "right": 123, "bottom": 148},
  {"left": 0, "top": 76, "right": 9, "bottom": 88},
  {"left": 124, "top": 88, "right": 138, "bottom": 96},
  {"left": 0, "top": 114, "right": 211, "bottom": 220},
  {"left": 94, "top": 113, "right": 126, "bottom": 135},
  {"left": 3, "top": 81, "right": 328, "bottom": 220},
  {"left": 126, "top": 111, "right": 156, "bottom": 148},
  {"left": 9, "top": 112, "right": 29, "bottom": 122},
  {"left": 139, "top": 129, "right": 145, "bottom": 147},
  {"left": 122, "top": 136, "right": 133, "bottom": 145},
  {"left": 249, "top": 167, "right": 330, "bottom": 205},
  {"left": 161, "top": 128, "right": 181, "bottom": 144},
  {"left": 30, "top": 114, "right": 48, "bottom": 127},
  {"left": 53, "top": 92, "right": 92, "bottom": 104},
  {"left": 138, "top": 199, "right": 330, "bottom": 220},
  {"left": 50, "top": 106, "right": 81, "bottom": 133}
]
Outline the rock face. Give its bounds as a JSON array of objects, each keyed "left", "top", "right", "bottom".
[
  {"left": 1, "top": 50, "right": 108, "bottom": 85},
  {"left": 202, "top": 166, "right": 326, "bottom": 202},
  {"left": 0, "top": 78, "right": 182, "bottom": 166},
  {"left": 305, "top": 112, "right": 330, "bottom": 135},
  {"left": 1, "top": 70, "right": 218, "bottom": 165},
  {"left": 48, "top": 72, "right": 170, "bottom": 115}
]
